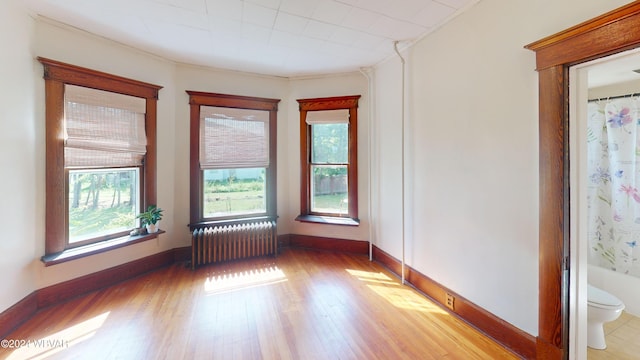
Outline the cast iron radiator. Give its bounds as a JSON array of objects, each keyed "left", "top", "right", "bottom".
[{"left": 191, "top": 220, "right": 277, "bottom": 269}]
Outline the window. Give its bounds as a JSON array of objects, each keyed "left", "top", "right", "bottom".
[
  {"left": 39, "top": 58, "right": 162, "bottom": 262},
  {"left": 187, "top": 91, "right": 279, "bottom": 228},
  {"left": 296, "top": 95, "right": 360, "bottom": 226}
]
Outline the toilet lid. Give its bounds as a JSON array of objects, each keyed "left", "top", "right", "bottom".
[{"left": 588, "top": 284, "right": 623, "bottom": 307}]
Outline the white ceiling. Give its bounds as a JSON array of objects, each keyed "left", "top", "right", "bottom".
[
  {"left": 23, "top": 0, "right": 479, "bottom": 77},
  {"left": 587, "top": 49, "right": 640, "bottom": 89}
]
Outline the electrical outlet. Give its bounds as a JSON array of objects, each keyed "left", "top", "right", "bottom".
[{"left": 445, "top": 293, "right": 455, "bottom": 311}]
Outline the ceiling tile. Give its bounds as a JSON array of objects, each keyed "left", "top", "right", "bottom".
[
  {"left": 304, "top": 19, "right": 337, "bottom": 41},
  {"left": 273, "top": 12, "right": 308, "bottom": 34},
  {"left": 343, "top": 7, "right": 382, "bottom": 33},
  {"left": 206, "top": 0, "right": 242, "bottom": 20},
  {"left": 329, "top": 26, "right": 361, "bottom": 46},
  {"left": 150, "top": 0, "right": 207, "bottom": 13},
  {"left": 349, "top": 31, "right": 386, "bottom": 50},
  {"left": 145, "top": 3, "right": 209, "bottom": 30},
  {"left": 368, "top": 16, "right": 427, "bottom": 40},
  {"left": 270, "top": 30, "right": 326, "bottom": 52},
  {"left": 146, "top": 21, "right": 212, "bottom": 54},
  {"left": 279, "top": 0, "right": 318, "bottom": 18},
  {"left": 355, "top": 0, "right": 423, "bottom": 22},
  {"left": 240, "top": 22, "right": 272, "bottom": 42},
  {"left": 209, "top": 17, "right": 242, "bottom": 36},
  {"left": 242, "top": 2, "right": 277, "bottom": 28},
  {"left": 438, "top": 0, "right": 477, "bottom": 9},
  {"left": 311, "top": 1, "right": 351, "bottom": 25},
  {"left": 411, "top": 1, "right": 456, "bottom": 28},
  {"left": 245, "top": 0, "right": 282, "bottom": 10},
  {"left": 25, "top": 0, "right": 480, "bottom": 77}
]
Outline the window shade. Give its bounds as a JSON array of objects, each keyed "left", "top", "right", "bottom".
[
  {"left": 305, "top": 109, "right": 349, "bottom": 125},
  {"left": 64, "top": 85, "right": 147, "bottom": 167},
  {"left": 200, "top": 106, "right": 269, "bottom": 169}
]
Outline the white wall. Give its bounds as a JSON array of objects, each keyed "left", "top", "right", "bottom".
[
  {"left": 589, "top": 79, "right": 640, "bottom": 100},
  {"left": 371, "top": 57, "right": 404, "bottom": 257},
  {"left": 589, "top": 264, "right": 640, "bottom": 316},
  {"left": 371, "top": 0, "right": 632, "bottom": 336},
  {"left": 0, "top": 0, "right": 38, "bottom": 313}
]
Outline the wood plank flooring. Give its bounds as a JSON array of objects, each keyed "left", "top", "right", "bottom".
[{"left": 2, "top": 248, "right": 519, "bottom": 359}]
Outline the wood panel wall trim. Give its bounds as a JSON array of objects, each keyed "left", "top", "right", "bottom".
[
  {"left": 536, "top": 65, "right": 569, "bottom": 352},
  {"left": 525, "top": 2, "right": 640, "bottom": 359},
  {"left": 372, "top": 245, "right": 537, "bottom": 360},
  {"left": 185, "top": 91, "right": 280, "bottom": 111},
  {"left": 0, "top": 292, "right": 38, "bottom": 341},
  {"left": 37, "top": 249, "right": 177, "bottom": 308},
  {"left": 524, "top": 1, "right": 640, "bottom": 70},
  {"left": 297, "top": 95, "right": 361, "bottom": 111},
  {"left": 38, "top": 57, "right": 162, "bottom": 99},
  {"left": 287, "top": 234, "right": 369, "bottom": 255},
  {"left": 0, "top": 247, "right": 189, "bottom": 340},
  {"left": 537, "top": 337, "right": 564, "bottom": 360},
  {"left": 277, "top": 234, "right": 291, "bottom": 248}
]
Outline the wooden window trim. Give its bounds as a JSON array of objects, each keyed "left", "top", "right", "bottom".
[
  {"left": 186, "top": 91, "right": 280, "bottom": 229},
  {"left": 38, "top": 57, "right": 162, "bottom": 263},
  {"left": 296, "top": 95, "right": 360, "bottom": 226}
]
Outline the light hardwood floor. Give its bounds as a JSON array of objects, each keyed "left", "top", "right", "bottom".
[{"left": 2, "top": 248, "right": 519, "bottom": 359}]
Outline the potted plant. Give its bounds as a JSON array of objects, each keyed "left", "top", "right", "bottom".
[{"left": 137, "top": 205, "right": 163, "bottom": 234}]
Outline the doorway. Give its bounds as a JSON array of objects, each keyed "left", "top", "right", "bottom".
[
  {"left": 570, "top": 48, "right": 640, "bottom": 359},
  {"left": 525, "top": 2, "right": 640, "bottom": 359},
  {"left": 569, "top": 49, "right": 640, "bottom": 359}
]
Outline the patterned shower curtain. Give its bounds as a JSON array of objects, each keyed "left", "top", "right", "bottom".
[{"left": 588, "top": 97, "right": 640, "bottom": 277}]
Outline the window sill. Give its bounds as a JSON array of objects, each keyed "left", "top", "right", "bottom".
[
  {"left": 41, "top": 230, "right": 165, "bottom": 267},
  {"left": 295, "top": 214, "right": 360, "bottom": 226},
  {"left": 189, "top": 215, "right": 278, "bottom": 231}
]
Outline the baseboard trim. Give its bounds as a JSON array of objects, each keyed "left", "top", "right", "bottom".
[
  {"left": 372, "top": 245, "right": 537, "bottom": 360},
  {"left": 287, "top": 234, "right": 369, "bottom": 255},
  {"left": 0, "top": 292, "right": 38, "bottom": 341},
  {"left": 536, "top": 337, "right": 564, "bottom": 359},
  {"left": 173, "top": 245, "right": 192, "bottom": 263},
  {"left": 2, "top": 239, "right": 536, "bottom": 359},
  {"left": 0, "top": 246, "right": 189, "bottom": 339},
  {"left": 37, "top": 248, "right": 177, "bottom": 308}
]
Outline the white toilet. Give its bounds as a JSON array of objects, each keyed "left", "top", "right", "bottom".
[{"left": 587, "top": 284, "right": 625, "bottom": 349}]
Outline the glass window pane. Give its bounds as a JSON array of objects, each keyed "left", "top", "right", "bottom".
[
  {"left": 203, "top": 168, "right": 266, "bottom": 218},
  {"left": 68, "top": 168, "right": 139, "bottom": 243},
  {"left": 311, "top": 165, "right": 348, "bottom": 214},
  {"left": 311, "top": 123, "right": 348, "bottom": 164}
]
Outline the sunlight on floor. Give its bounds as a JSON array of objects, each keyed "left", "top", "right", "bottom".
[
  {"left": 204, "top": 265, "right": 287, "bottom": 295},
  {"left": 6, "top": 311, "right": 110, "bottom": 360},
  {"left": 345, "top": 269, "right": 397, "bottom": 285},
  {"left": 346, "top": 269, "right": 448, "bottom": 315}
]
